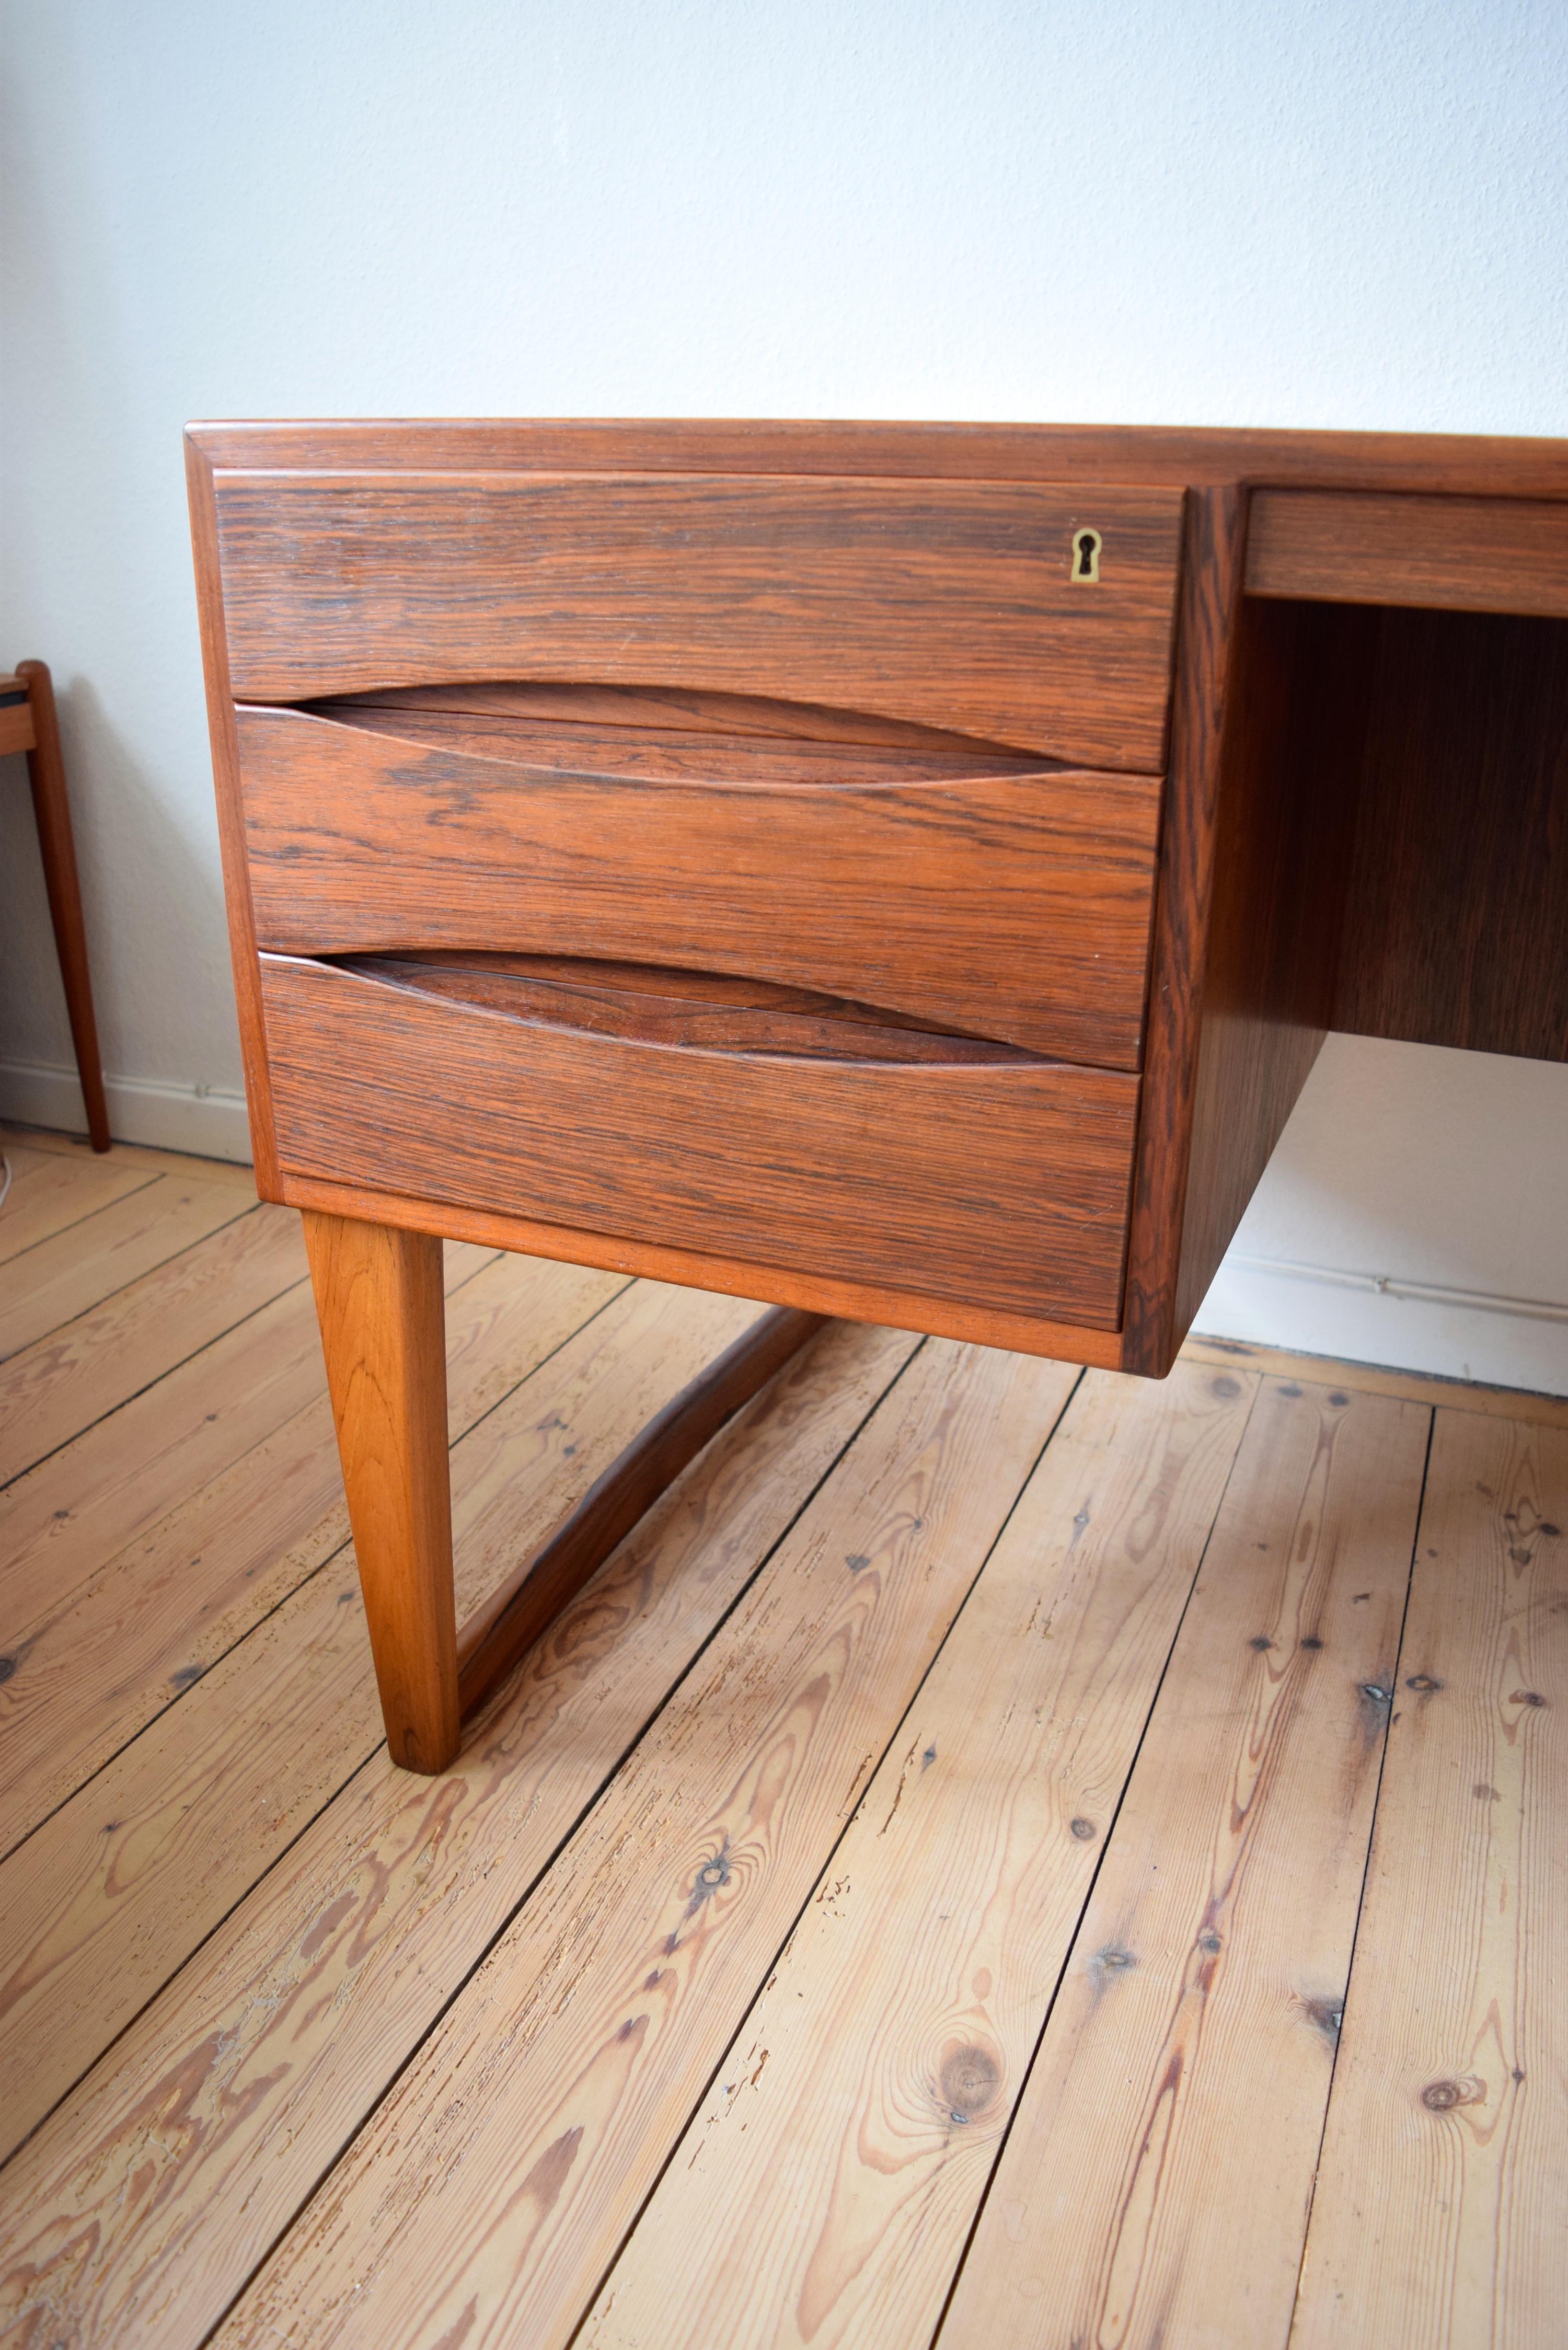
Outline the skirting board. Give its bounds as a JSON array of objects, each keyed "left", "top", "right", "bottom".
[
  {"left": 1195, "top": 1254, "right": 1568, "bottom": 1398},
  {"left": 0, "top": 1056, "right": 252, "bottom": 1164}
]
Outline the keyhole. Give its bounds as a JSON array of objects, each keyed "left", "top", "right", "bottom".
[{"left": 1071, "top": 527, "right": 1102, "bottom": 583}]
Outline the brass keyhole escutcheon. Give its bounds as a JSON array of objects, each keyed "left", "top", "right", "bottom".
[{"left": 1071, "top": 527, "right": 1103, "bottom": 583}]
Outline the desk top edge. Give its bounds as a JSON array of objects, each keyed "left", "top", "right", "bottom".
[{"left": 182, "top": 418, "right": 1568, "bottom": 501}]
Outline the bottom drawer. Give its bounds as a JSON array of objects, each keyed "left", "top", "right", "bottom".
[{"left": 259, "top": 955, "right": 1139, "bottom": 1329}]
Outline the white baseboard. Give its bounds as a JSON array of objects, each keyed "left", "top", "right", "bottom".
[
  {"left": 1196, "top": 1253, "right": 1568, "bottom": 1397},
  {"left": 0, "top": 1056, "right": 253, "bottom": 1164}
]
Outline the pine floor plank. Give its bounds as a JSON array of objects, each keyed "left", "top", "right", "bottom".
[
  {"left": 0, "top": 1246, "right": 604, "bottom": 1857},
  {"left": 0, "top": 1234, "right": 493, "bottom": 1644},
  {"left": 1, "top": 1138, "right": 66, "bottom": 1178},
  {"left": 0, "top": 1536, "right": 382, "bottom": 2163},
  {"left": 0, "top": 1202, "right": 305, "bottom": 1486},
  {"left": 1183, "top": 1336, "right": 1568, "bottom": 1433},
  {"left": 209, "top": 1341, "right": 1080, "bottom": 2350},
  {"left": 1, "top": 1255, "right": 319, "bottom": 1635},
  {"left": 0, "top": 1145, "right": 157, "bottom": 1261},
  {"left": 0, "top": 1174, "right": 255, "bottom": 1364},
  {"left": 0, "top": 1276, "right": 746, "bottom": 2162},
  {"left": 8, "top": 1120, "right": 1559, "bottom": 2350},
  {"left": 939, "top": 1378, "right": 1431, "bottom": 2350},
  {"left": 580, "top": 1361, "right": 1256, "bottom": 2350},
  {"left": 0, "top": 1316, "right": 917, "bottom": 2347},
  {"left": 1291, "top": 1412, "right": 1568, "bottom": 2349}
]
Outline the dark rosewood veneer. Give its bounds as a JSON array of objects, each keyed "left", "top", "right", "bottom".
[{"left": 188, "top": 419, "right": 1568, "bottom": 1768}]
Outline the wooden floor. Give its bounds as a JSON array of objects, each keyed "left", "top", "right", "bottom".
[{"left": 1, "top": 1124, "right": 1564, "bottom": 2349}]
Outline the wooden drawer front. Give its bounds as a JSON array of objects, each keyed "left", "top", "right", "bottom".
[
  {"left": 260, "top": 956, "right": 1139, "bottom": 1328},
  {"left": 238, "top": 707, "right": 1161, "bottom": 1067},
  {"left": 213, "top": 472, "right": 1185, "bottom": 768}
]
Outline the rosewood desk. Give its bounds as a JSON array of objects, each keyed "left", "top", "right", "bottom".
[{"left": 187, "top": 421, "right": 1568, "bottom": 1770}]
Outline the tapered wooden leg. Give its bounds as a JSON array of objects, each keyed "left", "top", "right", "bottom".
[
  {"left": 17, "top": 661, "right": 111, "bottom": 1153},
  {"left": 302, "top": 1209, "right": 460, "bottom": 1772}
]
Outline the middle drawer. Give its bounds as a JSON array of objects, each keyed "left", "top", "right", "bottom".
[{"left": 235, "top": 702, "right": 1162, "bottom": 1067}]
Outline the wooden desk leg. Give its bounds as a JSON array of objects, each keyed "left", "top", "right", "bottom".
[
  {"left": 302, "top": 1208, "right": 461, "bottom": 1774},
  {"left": 305, "top": 1208, "right": 827, "bottom": 1775},
  {"left": 16, "top": 660, "right": 111, "bottom": 1153}
]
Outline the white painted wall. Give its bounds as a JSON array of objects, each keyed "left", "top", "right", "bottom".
[
  {"left": 2, "top": 0, "right": 1564, "bottom": 1387},
  {"left": 1201, "top": 1038, "right": 1568, "bottom": 1391}
]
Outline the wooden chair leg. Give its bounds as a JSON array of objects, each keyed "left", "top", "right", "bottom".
[
  {"left": 16, "top": 661, "right": 111, "bottom": 1152},
  {"left": 302, "top": 1208, "right": 460, "bottom": 1773}
]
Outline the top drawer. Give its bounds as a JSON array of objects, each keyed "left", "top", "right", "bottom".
[{"left": 210, "top": 471, "right": 1185, "bottom": 770}]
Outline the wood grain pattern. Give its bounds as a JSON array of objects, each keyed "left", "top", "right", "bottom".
[
  {"left": 212, "top": 1339, "right": 1080, "bottom": 2350},
  {"left": 579, "top": 1362, "right": 1255, "bottom": 2350},
  {"left": 342, "top": 957, "right": 1040, "bottom": 1068},
  {"left": 0, "top": 1173, "right": 253, "bottom": 1365},
  {"left": 0, "top": 1274, "right": 744, "bottom": 2165},
  {"left": 1123, "top": 502, "right": 1374, "bottom": 1371},
  {"left": 942, "top": 1379, "right": 1431, "bottom": 2350},
  {"left": 0, "top": 1239, "right": 497, "bottom": 1859},
  {"left": 1334, "top": 607, "right": 1568, "bottom": 1062},
  {"left": 0, "top": 1211, "right": 309, "bottom": 1645},
  {"left": 261, "top": 954, "right": 1140, "bottom": 1328},
  {"left": 329, "top": 677, "right": 1043, "bottom": 758},
  {"left": 6, "top": 1121, "right": 1565, "bottom": 2349},
  {"left": 210, "top": 472, "right": 1185, "bottom": 768},
  {"left": 0, "top": 1531, "right": 385, "bottom": 2168},
  {"left": 1292, "top": 1411, "right": 1568, "bottom": 2349},
  {"left": 236, "top": 704, "right": 1161, "bottom": 1065},
  {"left": 186, "top": 418, "right": 1568, "bottom": 501},
  {"left": 185, "top": 435, "right": 282, "bottom": 1192},
  {"left": 1169, "top": 593, "right": 1375, "bottom": 1341},
  {"left": 1247, "top": 489, "right": 1568, "bottom": 616},
  {"left": 0, "top": 1145, "right": 155, "bottom": 1263},
  {"left": 302, "top": 1213, "right": 459, "bottom": 1772},
  {"left": 1120, "top": 487, "right": 1248, "bottom": 1373},
  {"left": 275, "top": 1166, "right": 1127, "bottom": 1370},
  {"left": 187, "top": 415, "right": 1568, "bottom": 1429},
  {"left": 0, "top": 1317, "right": 915, "bottom": 2345},
  {"left": 11, "top": 663, "right": 974, "bottom": 769},
  {"left": 1180, "top": 1332, "right": 1568, "bottom": 1432},
  {"left": 0, "top": 1197, "right": 297, "bottom": 1487},
  {"left": 457, "top": 1306, "right": 826, "bottom": 1718}
]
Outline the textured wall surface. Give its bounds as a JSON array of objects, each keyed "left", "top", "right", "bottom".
[{"left": 1, "top": 0, "right": 1564, "bottom": 1379}]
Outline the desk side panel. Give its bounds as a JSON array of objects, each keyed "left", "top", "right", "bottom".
[
  {"left": 1123, "top": 494, "right": 1373, "bottom": 1373},
  {"left": 184, "top": 434, "right": 279, "bottom": 1194}
]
